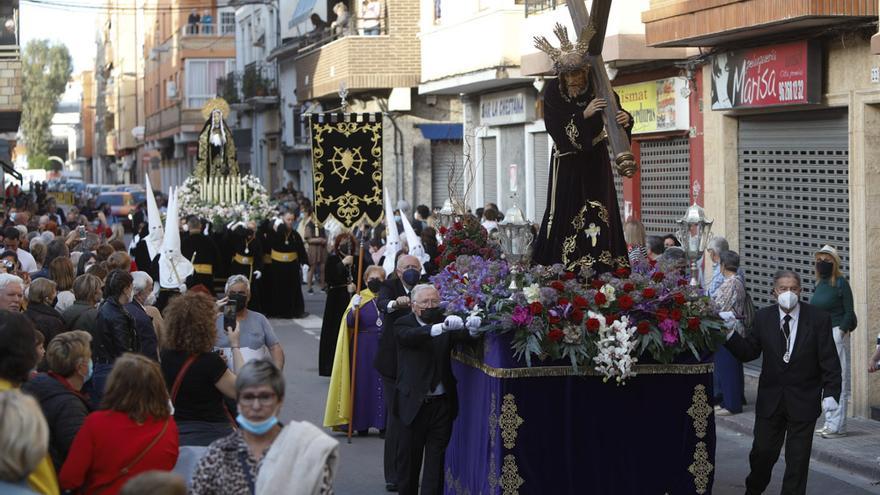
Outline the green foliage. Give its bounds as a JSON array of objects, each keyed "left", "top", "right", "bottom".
[
  {"left": 27, "top": 152, "right": 52, "bottom": 170},
  {"left": 21, "top": 40, "right": 73, "bottom": 161}
]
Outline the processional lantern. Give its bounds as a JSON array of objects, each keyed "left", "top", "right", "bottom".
[
  {"left": 494, "top": 201, "right": 534, "bottom": 290},
  {"left": 435, "top": 198, "right": 466, "bottom": 231},
  {"left": 674, "top": 202, "right": 714, "bottom": 287}
]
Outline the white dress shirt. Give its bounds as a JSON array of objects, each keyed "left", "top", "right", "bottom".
[
  {"left": 17, "top": 248, "right": 37, "bottom": 273},
  {"left": 779, "top": 304, "right": 801, "bottom": 359}
]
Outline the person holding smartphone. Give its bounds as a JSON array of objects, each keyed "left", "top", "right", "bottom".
[{"left": 214, "top": 275, "right": 284, "bottom": 372}]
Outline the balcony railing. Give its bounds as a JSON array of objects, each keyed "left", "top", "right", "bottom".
[
  {"left": 287, "top": 13, "right": 389, "bottom": 56},
  {"left": 524, "top": 0, "right": 564, "bottom": 17},
  {"left": 0, "top": 9, "right": 20, "bottom": 59},
  {"left": 217, "top": 63, "right": 278, "bottom": 104},
  {"left": 181, "top": 21, "right": 235, "bottom": 38}
]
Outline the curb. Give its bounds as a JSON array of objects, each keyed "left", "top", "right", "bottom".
[{"left": 715, "top": 416, "right": 880, "bottom": 481}]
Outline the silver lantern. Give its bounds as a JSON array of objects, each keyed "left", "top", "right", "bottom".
[
  {"left": 674, "top": 202, "right": 714, "bottom": 287},
  {"left": 436, "top": 198, "right": 465, "bottom": 231},
  {"left": 494, "top": 204, "right": 534, "bottom": 290}
]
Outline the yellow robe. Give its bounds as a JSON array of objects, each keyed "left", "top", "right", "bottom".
[
  {"left": 0, "top": 378, "right": 60, "bottom": 495},
  {"left": 323, "top": 289, "right": 377, "bottom": 428}
]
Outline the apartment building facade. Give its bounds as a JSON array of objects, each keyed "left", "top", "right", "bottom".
[{"left": 0, "top": 0, "right": 21, "bottom": 188}]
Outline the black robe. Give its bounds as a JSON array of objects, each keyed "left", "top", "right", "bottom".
[
  {"left": 318, "top": 252, "right": 373, "bottom": 377},
  {"left": 532, "top": 78, "right": 631, "bottom": 274},
  {"left": 268, "top": 225, "right": 308, "bottom": 319},
  {"left": 227, "top": 227, "right": 265, "bottom": 312},
  {"left": 181, "top": 232, "right": 221, "bottom": 293},
  {"left": 257, "top": 220, "right": 275, "bottom": 315}
]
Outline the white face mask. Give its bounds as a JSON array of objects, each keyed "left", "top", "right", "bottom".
[{"left": 777, "top": 290, "right": 799, "bottom": 311}]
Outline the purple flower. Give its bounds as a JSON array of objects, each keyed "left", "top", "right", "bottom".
[
  {"left": 660, "top": 319, "right": 680, "bottom": 346},
  {"left": 510, "top": 306, "right": 533, "bottom": 327}
]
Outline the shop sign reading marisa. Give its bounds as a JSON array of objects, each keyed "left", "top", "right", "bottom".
[
  {"left": 616, "top": 77, "right": 690, "bottom": 134},
  {"left": 710, "top": 40, "right": 821, "bottom": 110},
  {"left": 479, "top": 89, "right": 534, "bottom": 126}
]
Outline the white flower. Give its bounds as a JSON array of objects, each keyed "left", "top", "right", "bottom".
[
  {"left": 599, "top": 284, "right": 616, "bottom": 306},
  {"left": 593, "top": 314, "right": 638, "bottom": 385},
  {"left": 523, "top": 284, "right": 541, "bottom": 303}
]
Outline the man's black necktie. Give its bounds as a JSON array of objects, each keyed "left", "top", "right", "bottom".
[{"left": 781, "top": 314, "right": 792, "bottom": 358}]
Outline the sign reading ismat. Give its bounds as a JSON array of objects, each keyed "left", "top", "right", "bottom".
[
  {"left": 616, "top": 77, "right": 690, "bottom": 135},
  {"left": 710, "top": 40, "right": 822, "bottom": 110}
]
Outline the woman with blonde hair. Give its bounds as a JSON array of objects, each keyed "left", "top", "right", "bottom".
[
  {"left": 24, "top": 278, "right": 65, "bottom": 344},
  {"left": 811, "top": 245, "right": 856, "bottom": 439},
  {"left": 623, "top": 219, "right": 648, "bottom": 265},
  {"left": 49, "top": 257, "right": 76, "bottom": 312},
  {"left": 160, "top": 292, "right": 242, "bottom": 446},
  {"left": 60, "top": 353, "right": 179, "bottom": 494},
  {"left": 0, "top": 390, "right": 49, "bottom": 495}
]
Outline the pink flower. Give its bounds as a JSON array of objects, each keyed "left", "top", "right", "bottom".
[
  {"left": 660, "top": 319, "right": 679, "bottom": 346},
  {"left": 511, "top": 306, "right": 533, "bottom": 327}
]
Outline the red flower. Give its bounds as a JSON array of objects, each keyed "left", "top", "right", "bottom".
[
  {"left": 617, "top": 294, "right": 634, "bottom": 311},
  {"left": 573, "top": 296, "right": 589, "bottom": 309},
  {"left": 453, "top": 222, "right": 463, "bottom": 230},
  {"left": 464, "top": 296, "right": 474, "bottom": 308},
  {"left": 439, "top": 226, "right": 448, "bottom": 235},
  {"left": 570, "top": 308, "right": 584, "bottom": 324},
  {"left": 558, "top": 297, "right": 570, "bottom": 307},
  {"left": 591, "top": 279, "right": 605, "bottom": 289},
  {"left": 687, "top": 317, "right": 701, "bottom": 331},
  {"left": 673, "top": 292, "right": 686, "bottom": 305},
  {"left": 549, "top": 315, "right": 561, "bottom": 324},
  {"left": 648, "top": 259, "right": 657, "bottom": 267},
  {"left": 642, "top": 288, "right": 656, "bottom": 299},
  {"left": 586, "top": 318, "right": 601, "bottom": 333},
  {"left": 564, "top": 271, "right": 576, "bottom": 280},
  {"left": 623, "top": 282, "right": 635, "bottom": 293},
  {"left": 605, "top": 313, "right": 617, "bottom": 326},
  {"left": 446, "top": 254, "right": 456, "bottom": 262},
  {"left": 615, "top": 267, "right": 630, "bottom": 278},
  {"left": 529, "top": 302, "right": 544, "bottom": 315},
  {"left": 652, "top": 272, "right": 666, "bottom": 282},
  {"left": 671, "top": 309, "right": 683, "bottom": 321},
  {"left": 594, "top": 293, "right": 607, "bottom": 306},
  {"left": 548, "top": 328, "right": 564, "bottom": 342},
  {"left": 549, "top": 281, "right": 565, "bottom": 292},
  {"left": 656, "top": 308, "right": 670, "bottom": 321},
  {"left": 437, "top": 244, "right": 446, "bottom": 254},
  {"left": 451, "top": 237, "right": 462, "bottom": 246},
  {"left": 677, "top": 279, "right": 689, "bottom": 287},
  {"left": 637, "top": 321, "right": 651, "bottom": 335}
]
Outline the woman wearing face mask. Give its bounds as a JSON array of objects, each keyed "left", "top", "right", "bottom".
[
  {"left": 215, "top": 275, "right": 285, "bottom": 371},
  {"left": 324, "top": 266, "right": 387, "bottom": 435},
  {"left": 90, "top": 269, "right": 139, "bottom": 407},
  {"left": 811, "top": 245, "right": 857, "bottom": 439},
  {"left": 22, "top": 331, "right": 95, "bottom": 471},
  {"left": 24, "top": 278, "right": 66, "bottom": 346},
  {"left": 191, "top": 360, "right": 338, "bottom": 495},
  {"left": 318, "top": 233, "right": 373, "bottom": 377}
]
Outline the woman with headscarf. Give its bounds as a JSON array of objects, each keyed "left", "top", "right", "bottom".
[{"left": 317, "top": 233, "right": 371, "bottom": 377}]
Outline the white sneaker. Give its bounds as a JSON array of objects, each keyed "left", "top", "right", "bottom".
[
  {"left": 815, "top": 426, "right": 829, "bottom": 435},
  {"left": 715, "top": 407, "right": 733, "bottom": 416},
  {"left": 821, "top": 431, "right": 848, "bottom": 439}
]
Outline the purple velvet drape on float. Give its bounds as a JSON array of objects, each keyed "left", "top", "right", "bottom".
[{"left": 444, "top": 333, "right": 717, "bottom": 495}]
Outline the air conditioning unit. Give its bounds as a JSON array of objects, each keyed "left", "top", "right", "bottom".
[{"left": 166, "top": 81, "right": 178, "bottom": 99}]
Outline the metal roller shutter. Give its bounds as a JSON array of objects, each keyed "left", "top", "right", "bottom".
[
  {"left": 431, "top": 140, "right": 463, "bottom": 209},
  {"left": 613, "top": 166, "right": 625, "bottom": 225},
  {"left": 639, "top": 137, "right": 691, "bottom": 236},
  {"left": 533, "top": 132, "right": 550, "bottom": 223},
  {"left": 738, "top": 110, "right": 849, "bottom": 307},
  {"left": 482, "top": 137, "right": 497, "bottom": 208}
]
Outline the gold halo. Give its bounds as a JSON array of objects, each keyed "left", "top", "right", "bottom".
[{"left": 201, "top": 98, "right": 231, "bottom": 120}]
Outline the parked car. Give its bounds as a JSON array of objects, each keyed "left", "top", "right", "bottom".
[{"left": 96, "top": 192, "right": 136, "bottom": 230}]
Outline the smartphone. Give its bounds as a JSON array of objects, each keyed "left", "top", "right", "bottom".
[
  {"left": 223, "top": 301, "right": 237, "bottom": 334},
  {"left": 77, "top": 225, "right": 86, "bottom": 240}
]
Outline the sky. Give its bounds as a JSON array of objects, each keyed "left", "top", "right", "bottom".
[{"left": 20, "top": 0, "right": 99, "bottom": 73}]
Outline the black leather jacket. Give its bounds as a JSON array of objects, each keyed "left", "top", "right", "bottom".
[{"left": 94, "top": 298, "right": 139, "bottom": 364}]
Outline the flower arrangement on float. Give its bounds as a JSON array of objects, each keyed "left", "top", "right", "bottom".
[
  {"left": 177, "top": 175, "right": 277, "bottom": 226},
  {"left": 434, "top": 217, "right": 502, "bottom": 269}
]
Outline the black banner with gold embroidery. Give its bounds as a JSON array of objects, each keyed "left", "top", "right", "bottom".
[{"left": 309, "top": 113, "right": 383, "bottom": 229}]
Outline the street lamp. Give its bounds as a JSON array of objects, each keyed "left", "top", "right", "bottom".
[{"left": 674, "top": 202, "right": 714, "bottom": 287}]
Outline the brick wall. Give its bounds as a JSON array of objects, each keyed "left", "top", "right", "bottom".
[{"left": 0, "top": 59, "right": 22, "bottom": 112}]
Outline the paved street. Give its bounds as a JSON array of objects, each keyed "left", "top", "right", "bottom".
[{"left": 271, "top": 291, "right": 880, "bottom": 494}]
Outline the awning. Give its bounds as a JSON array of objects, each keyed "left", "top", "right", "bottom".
[
  {"left": 416, "top": 123, "right": 463, "bottom": 141},
  {"left": 289, "top": 0, "right": 318, "bottom": 28}
]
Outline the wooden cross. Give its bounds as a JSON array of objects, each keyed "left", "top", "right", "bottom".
[{"left": 567, "top": 0, "right": 637, "bottom": 177}]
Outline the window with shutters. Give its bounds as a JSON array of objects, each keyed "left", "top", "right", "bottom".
[
  {"left": 738, "top": 111, "right": 849, "bottom": 307},
  {"left": 185, "top": 59, "right": 234, "bottom": 109},
  {"left": 639, "top": 137, "right": 691, "bottom": 236}
]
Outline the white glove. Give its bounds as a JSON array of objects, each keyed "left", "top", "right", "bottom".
[
  {"left": 442, "top": 315, "right": 464, "bottom": 331},
  {"left": 253, "top": 270, "right": 262, "bottom": 280},
  {"left": 466, "top": 315, "right": 482, "bottom": 331},
  {"left": 822, "top": 397, "right": 839, "bottom": 412},
  {"left": 351, "top": 294, "right": 362, "bottom": 308},
  {"left": 229, "top": 221, "right": 244, "bottom": 231}
]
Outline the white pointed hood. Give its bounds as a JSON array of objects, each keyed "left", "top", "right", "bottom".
[
  {"left": 400, "top": 207, "right": 428, "bottom": 268},
  {"left": 382, "top": 188, "right": 400, "bottom": 276},
  {"left": 158, "top": 187, "right": 193, "bottom": 289},
  {"left": 145, "top": 174, "right": 163, "bottom": 259}
]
